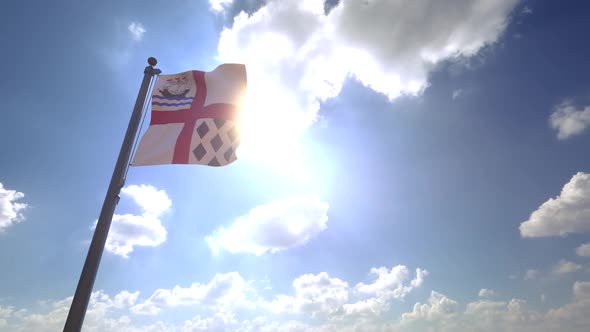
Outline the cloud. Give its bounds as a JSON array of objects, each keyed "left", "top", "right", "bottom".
[
  {"left": 127, "top": 22, "right": 145, "bottom": 41},
  {"left": 271, "top": 272, "right": 349, "bottom": 318},
  {"left": 479, "top": 288, "right": 495, "bottom": 298},
  {"left": 553, "top": 259, "right": 582, "bottom": 275},
  {"left": 576, "top": 243, "right": 590, "bottom": 257},
  {"left": 355, "top": 265, "right": 428, "bottom": 300},
  {"left": 120, "top": 184, "right": 172, "bottom": 216},
  {"left": 102, "top": 185, "right": 171, "bottom": 258},
  {"left": 131, "top": 272, "right": 251, "bottom": 315},
  {"left": 0, "top": 305, "right": 13, "bottom": 319},
  {"left": 206, "top": 194, "right": 328, "bottom": 255},
  {"left": 573, "top": 281, "right": 590, "bottom": 301},
  {"left": 0, "top": 182, "right": 27, "bottom": 233},
  {"left": 549, "top": 101, "right": 590, "bottom": 140},
  {"left": 216, "top": 0, "right": 519, "bottom": 151},
  {"left": 343, "top": 266, "right": 428, "bottom": 317},
  {"left": 5, "top": 274, "right": 590, "bottom": 332},
  {"left": 209, "top": 0, "right": 234, "bottom": 12},
  {"left": 452, "top": 88, "right": 464, "bottom": 100},
  {"left": 0, "top": 290, "right": 141, "bottom": 332},
  {"left": 520, "top": 172, "right": 590, "bottom": 237},
  {"left": 401, "top": 291, "right": 458, "bottom": 322},
  {"left": 545, "top": 281, "right": 590, "bottom": 330},
  {"left": 268, "top": 265, "right": 427, "bottom": 319}
]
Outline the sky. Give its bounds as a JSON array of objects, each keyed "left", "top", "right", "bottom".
[{"left": 1, "top": 0, "right": 590, "bottom": 331}]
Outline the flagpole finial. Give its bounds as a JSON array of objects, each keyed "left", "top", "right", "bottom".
[{"left": 148, "top": 57, "right": 158, "bottom": 67}]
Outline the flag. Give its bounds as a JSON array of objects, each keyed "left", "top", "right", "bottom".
[{"left": 131, "top": 64, "right": 247, "bottom": 167}]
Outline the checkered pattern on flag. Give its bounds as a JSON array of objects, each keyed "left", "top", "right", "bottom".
[{"left": 131, "top": 64, "right": 246, "bottom": 167}]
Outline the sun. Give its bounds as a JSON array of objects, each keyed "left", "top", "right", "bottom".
[{"left": 235, "top": 75, "right": 314, "bottom": 178}]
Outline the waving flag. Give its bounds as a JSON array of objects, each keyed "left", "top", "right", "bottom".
[{"left": 132, "top": 64, "right": 247, "bottom": 167}]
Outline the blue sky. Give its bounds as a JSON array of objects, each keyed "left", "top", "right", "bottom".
[{"left": 1, "top": 0, "right": 590, "bottom": 331}]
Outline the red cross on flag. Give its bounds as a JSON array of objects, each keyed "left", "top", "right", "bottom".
[{"left": 132, "top": 64, "right": 247, "bottom": 167}]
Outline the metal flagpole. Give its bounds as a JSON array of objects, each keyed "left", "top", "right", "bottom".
[{"left": 63, "top": 57, "right": 161, "bottom": 332}]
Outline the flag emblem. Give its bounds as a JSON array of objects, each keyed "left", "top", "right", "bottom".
[{"left": 132, "top": 64, "right": 246, "bottom": 167}]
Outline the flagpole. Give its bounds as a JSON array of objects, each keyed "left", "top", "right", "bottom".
[{"left": 63, "top": 58, "right": 161, "bottom": 332}]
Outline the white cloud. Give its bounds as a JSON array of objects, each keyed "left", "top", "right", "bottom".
[
  {"left": 217, "top": 0, "right": 519, "bottom": 154},
  {"left": 520, "top": 172, "right": 590, "bottom": 237},
  {"left": 180, "top": 312, "right": 238, "bottom": 331},
  {"left": 0, "top": 182, "right": 27, "bottom": 232},
  {"left": 479, "top": 288, "right": 495, "bottom": 298},
  {"left": 206, "top": 194, "right": 328, "bottom": 255},
  {"left": 0, "top": 305, "right": 13, "bottom": 318},
  {"left": 131, "top": 272, "right": 251, "bottom": 315},
  {"left": 402, "top": 291, "right": 458, "bottom": 322},
  {"left": 550, "top": 101, "right": 590, "bottom": 140},
  {"left": 400, "top": 292, "right": 547, "bottom": 332},
  {"left": 355, "top": 266, "right": 428, "bottom": 299},
  {"left": 128, "top": 22, "right": 145, "bottom": 41},
  {"left": 237, "top": 317, "right": 312, "bottom": 332},
  {"left": 465, "top": 298, "right": 542, "bottom": 328},
  {"left": 268, "top": 265, "right": 427, "bottom": 319},
  {"left": 576, "top": 243, "right": 590, "bottom": 257},
  {"left": 120, "top": 184, "right": 172, "bottom": 216},
  {"left": 545, "top": 282, "right": 590, "bottom": 331},
  {"left": 1, "top": 290, "right": 142, "bottom": 332},
  {"left": 271, "top": 272, "right": 349, "bottom": 318},
  {"left": 210, "top": 0, "right": 234, "bottom": 12},
  {"left": 342, "top": 297, "right": 386, "bottom": 317},
  {"left": 6, "top": 276, "right": 590, "bottom": 332},
  {"left": 102, "top": 184, "right": 171, "bottom": 258},
  {"left": 553, "top": 259, "right": 582, "bottom": 275},
  {"left": 343, "top": 266, "right": 428, "bottom": 317}
]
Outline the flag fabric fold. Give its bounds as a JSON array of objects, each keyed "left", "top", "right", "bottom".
[{"left": 131, "top": 63, "right": 247, "bottom": 167}]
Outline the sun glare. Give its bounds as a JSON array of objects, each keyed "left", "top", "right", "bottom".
[{"left": 236, "top": 74, "right": 314, "bottom": 180}]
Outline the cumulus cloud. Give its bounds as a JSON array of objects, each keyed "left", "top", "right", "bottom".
[
  {"left": 0, "top": 306, "right": 13, "bottom": 321},
  {"left": 0, "top": 182, "right": 27, "bottom": 232},
  {"left": 573, "top": 281, "right": 590, "bottom": 301},
  {"left": 576, "top": 243, "right": 590, "bottom": 257},
  {"left": 402, "top": 291, "right": 458, "bottom": 322},
  {"left": 216, "top": 0, "right": 519, "bottom": 152},
  {"left": 479, "top": 288, "right": 495, "bottom": 298},
  {"left": 520, "top": 172, "right": 590, "bottom": 237},
  {"left": 5, "top": 276, "right": 590, "bottom": 331},
  {"left": 206, "top": 194, "right": 328, "bottom": 255},
  {"left": 546, "top": 281, "right": 590, "bottom": 330},
  {"left": 102, "top": 184, "right": 171, "bottom": 258},
  {"left": 0, "top": 290, "right": 140, "bottom": 332},
  {"left": 553, "top": 259, "right": 582, "bottom": 275},
  {"left": 268, "top": 265, "right": 427, "bottom": 319},
  {"left": 127, "top": 22, "right": 145, "bottom": 41},
  {"left": 400, "top": 292, "right": 554, "bottom": 331},
  {"left": 342, "top": 266, "right": 428, "bottom": 317},
  {"left": 132, "top": 272, "right": 251, "bottom": 315},
  {"left": 355, "top": 265, "right": 428, "bottom": 300},
  {"left": 271, "top": 272, "right": 349, "bottom": 318},
  {"left": 550, "top": 101, "right": 590, "bottom": 140}
]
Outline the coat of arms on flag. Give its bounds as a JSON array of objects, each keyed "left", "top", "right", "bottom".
[{"left": 131, "top": 63, "right": 247, "bottom": 167}]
